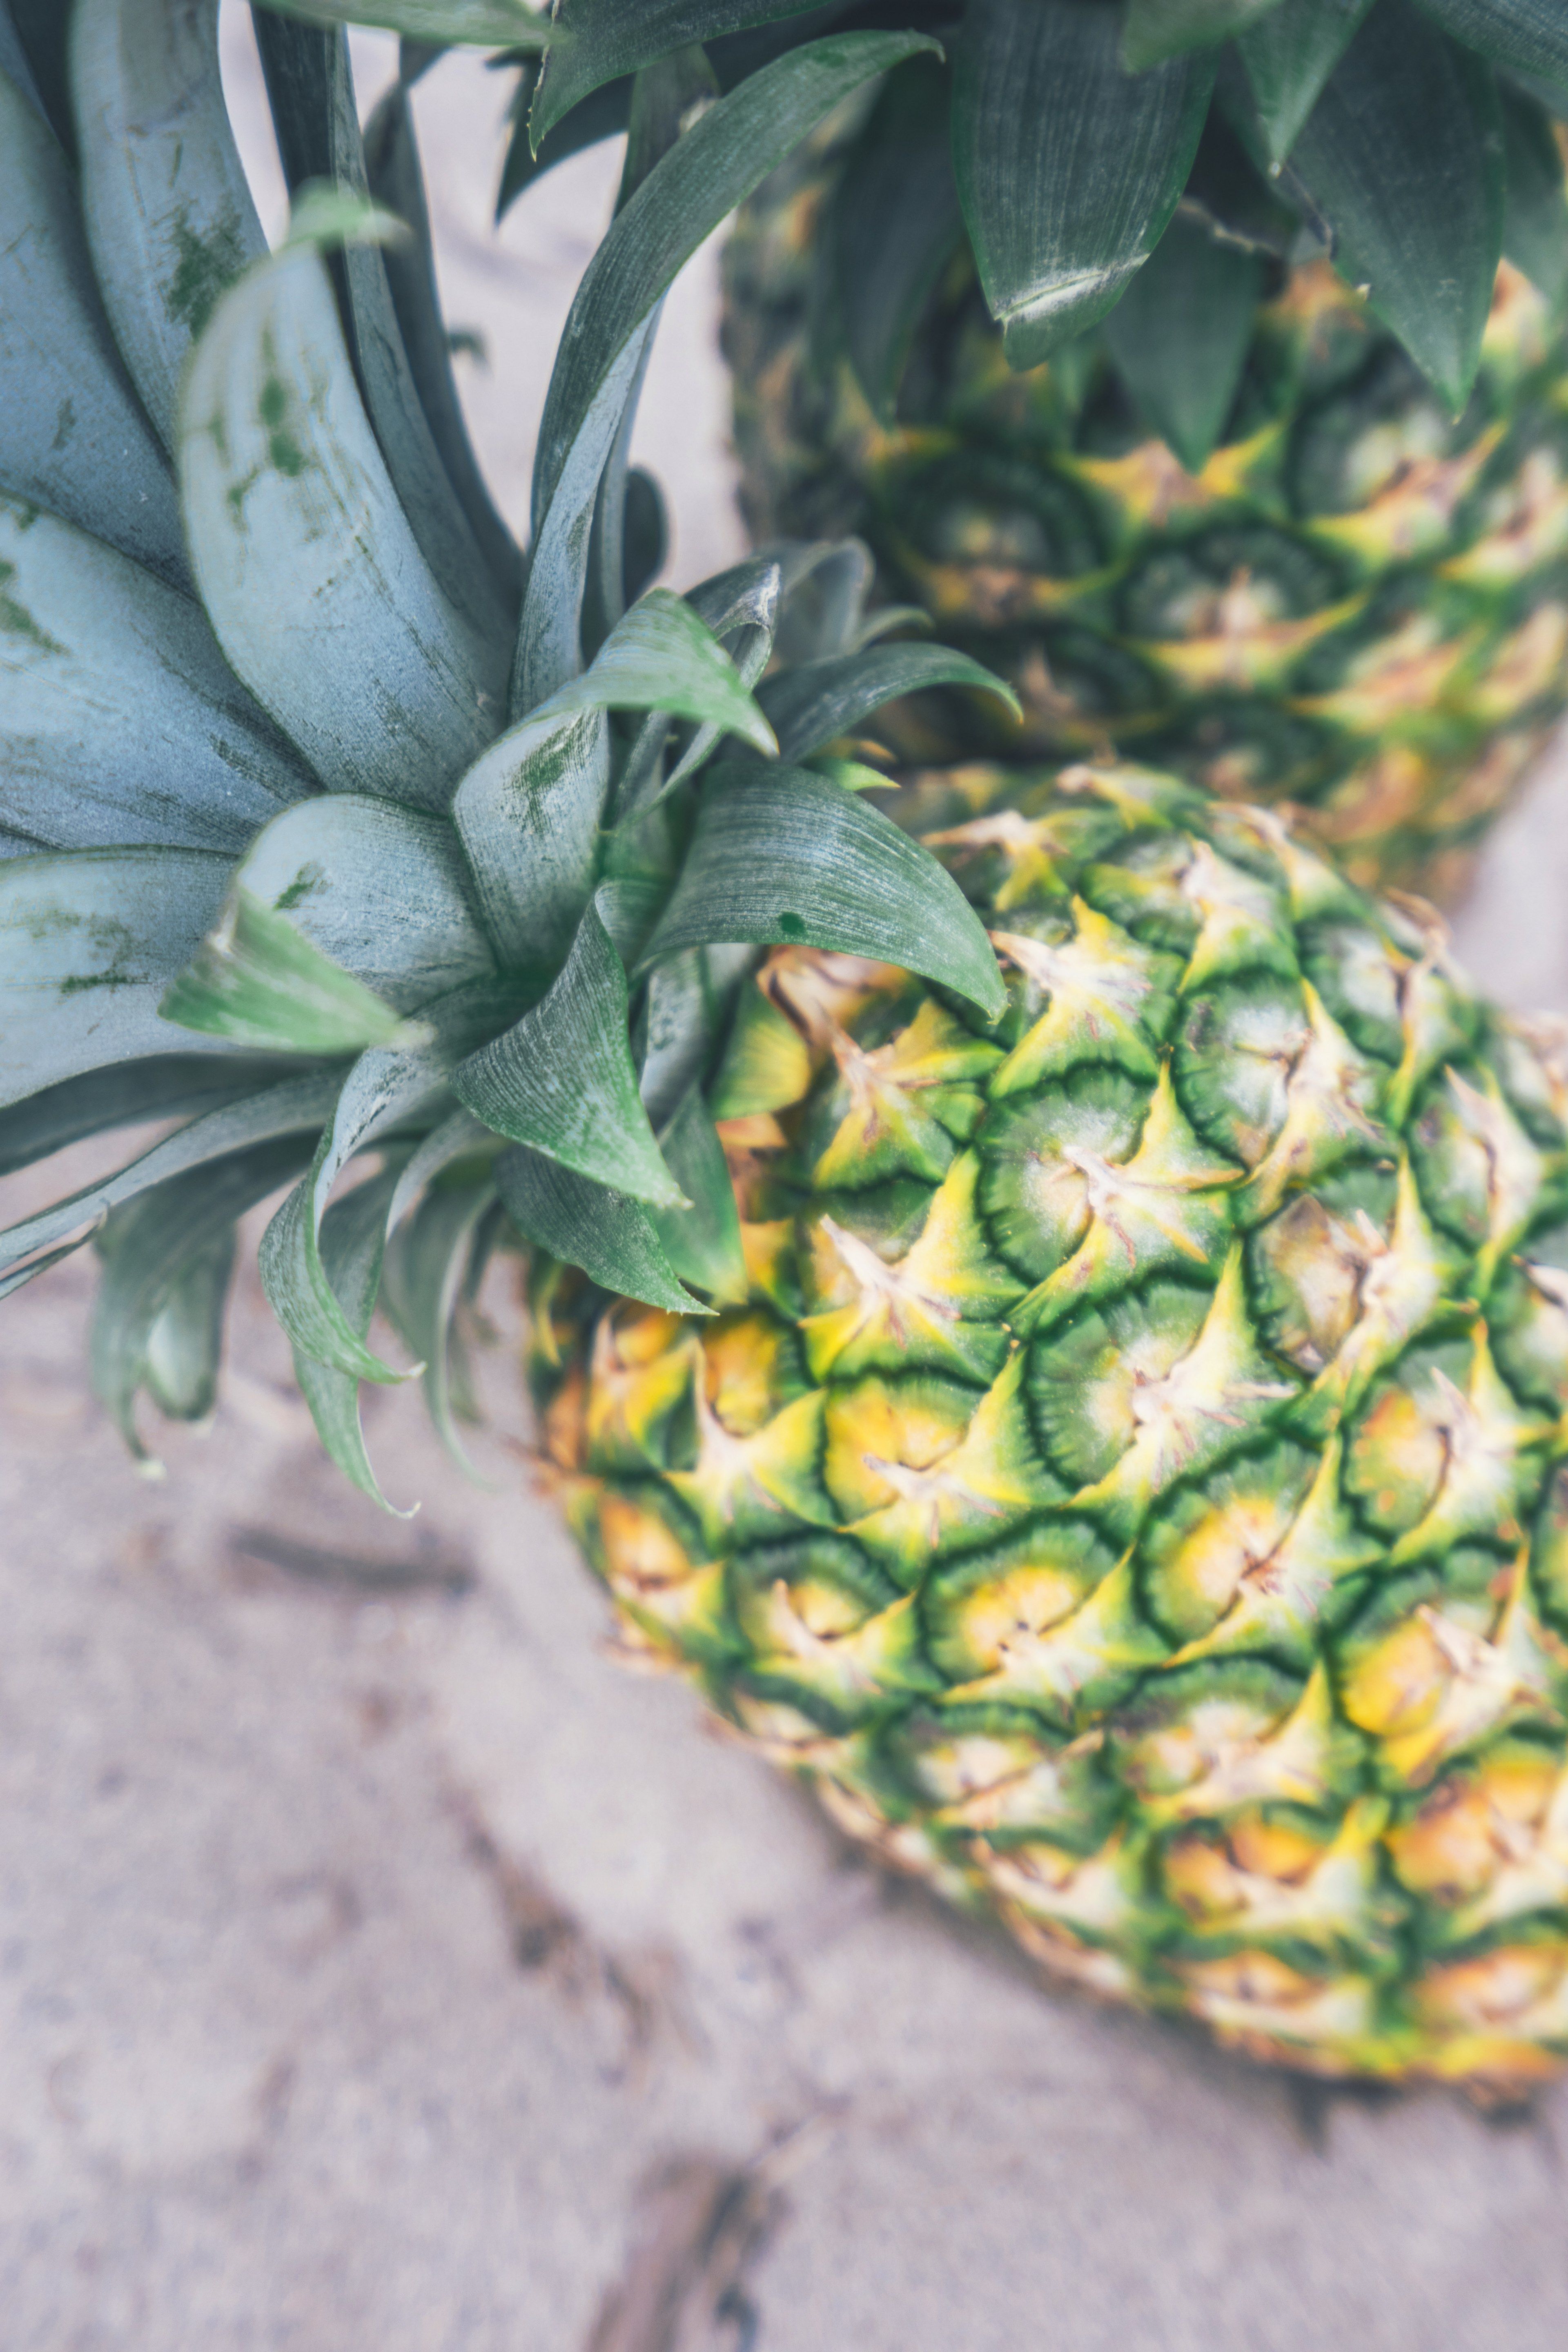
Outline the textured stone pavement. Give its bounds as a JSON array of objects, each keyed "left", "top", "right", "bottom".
[{"left": 5, "top": 20, "right": 1568, "bottom": 2351}]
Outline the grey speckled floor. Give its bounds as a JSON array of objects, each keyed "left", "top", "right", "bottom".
[{"left": 5, "top": 20, "right": 1568, "bottom": 2352}]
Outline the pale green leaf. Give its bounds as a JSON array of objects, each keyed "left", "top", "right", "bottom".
[
  {"left": 833, "top": 57, "right": 962, "bottom": 423},
  {"left": 0, "top": 848, "right": 234, "bottom": 1110},
  {"left": 383, "top": 1179, "right": 499, "bottom": 1478},
  {"left": 229, "top": 795, "right": 497, "bottom": 1012},
  {"left": 160, "top": 890, "right": 416, "bottom": 1058},
  {"left": 0, "top": 63, "right": 187, "bottom": 589},
  {"left": 293, "top": 1159, "right": 414, "bottom": 1514},
  {"left": 1417, "top": 0, "right": 1568, "bottom": 88},
  {"left": 0, "top": 1055, "right": 307, "bottom": 1180},
  {"left": 452, "top": 706, "right": 609, "bottom": 971},
  {"left": 635, "top": 764, "right": 1007, "bottom": 1019},
  {"left": 453, "top": 899, "right": 681, "bottom": 1203},
  {"left": 646, "top": 1085, "right": 746, "bottom": 1303},
  {"left": 952, "top": 0, "right": 1215, "bottom": 366},
  {"left": 0, "top": 494, "right": 314, "bottom": 854},
  {"left": 530, "top": 1, "right": 824, "bottom": 145},
  {"left": 141, "top": 1230, "right": 236, "bottom": 1424},
  {"left": 495, "top": 1145, "right": 707, "bottom": 1314},
  {"left": 178, "top": 238, "right": 503, "bottom": 806},
  {"left": 1104, "top": 210, "right": 1265, "bottom": 471},
  {"left": 70, "top": 0, "right": 267, "bottom": 454},
  {"left": 0, "top": 1069, "right": 341, "bottom": 1287},
  {"left": 756, "top": 644, "right": 1018, "bottom": 763}
]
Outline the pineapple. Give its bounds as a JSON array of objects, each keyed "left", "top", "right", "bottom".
[
  {"left": 542, "top": 756, "right": 1568, "bottom": 2098},
  {"left": 7, "top": 0, "right": 1568, "bottom": 2103},
  {"left": 530, "top": 0, "right": 1568, "bottom": 896}
]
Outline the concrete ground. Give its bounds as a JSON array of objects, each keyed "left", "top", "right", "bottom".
[{"left": 5, "top": 22, "right": 1568, "bottom": 2351}]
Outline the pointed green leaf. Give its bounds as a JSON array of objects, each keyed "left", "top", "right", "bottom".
[
  {"left": 952, "top": 0, "right": 1215, "bottom": 367},
  {"left": 1417, "top": 1, "right": 1568, "bottom": 88},
  {"left": 612, "top": 558, "right": 785, "bottom": 821},
  {"left": 530, "top": 1, "right": 826, "bottom": 145},
  {"left": 141, "top": 1229, "right": 236, "bottom": 1425},
  {"left": 1236, "top": 0, "right": 1374, "bottom": 162},
  {"left": 178, "top": 237, "right": 502, "bottom": 807},
  {"left": 256, "top": 0, "right": 548, "bottom": 40},
  {"left": 6, "top": 1, "right": 73, "bottom": 151},
  {"left": 833, "top": 57, "right": 963, "bottom": 423},
  {"left": 251, "top": 14, "right": 514, "bottom": 659},
  {"left": 382, "top": 1178, "right": 499, "bottom": 1479},
  {"left": 646, "top": 1085, "right": 746, "bottom": 1303},
  {"left": 756, "top": 644, "right": 1019, "bottom": 764},
  {"left": 92, "top": 1135, "right": 315, "bottom": 1466},
  {"left": 0, "top": 1055, "right": 310, "bottom": 1180},
  {"left": 1288, "top": 0, "right": 1506, "bottom": 410},
  {"left": 770, "top": 538, "right": 876, "bottom": 664},
  {"left": 453, "top": 899, "right": 681, "bottom": 1203},
  {"left": 0, "top": 64, "right": 187, "bottom": 590},
  {"left": 1104, "top": 210, "right": 1265, "bottom": 472},
  {"left": 1501, "top": 84, "right": 1568, "bottom": 302},
  {"left": 364, "top": 76, "right": 523, "bottom": 610},
  {"left": 1122, "top": 0, "right": 1283, "bottom": 72},
  {"left": 495, "top": 1145, "right": 708, "bottom": 1314},
  {"left": 499, "top": 65, "right": 633, "bottom": 221},
  {"left": 160, "top": 890, "right": 415, "bottom": 1058},
  {"left": 452, "top": 705, "right": 609, "bottom": 973},
  {"left": 543, "top": 589, "right": 777, "bottom": 750},
  {"left": 293, "top": 1160, "right": 414, "bottom": 1514},
  {"left": 639, "top": 944, "right": 754, "bottom": 1129},
  {"left": 0, "top": 1069, "right": 341, "bottom": 1286},
  {"left": 228, "top": 795, "right": 496, "bottom": 1012},
  {"left": 0, "top": 848, "right": 234, "bottom": 1109},
  {"left": 69, "top": 0, "right": 267, "bottom": 455},
  {"left": 635, "top": 764, "right": 1007, "bottom": 1020},
  {"left": 0, "top": 11, "right": 45, "bottom": 118},
  {"left": 388, "top": 1108, "right": 497, "bottom": 1234},
  {"left": 258, "top": 978, "right": 520, "bottom": 1383},
  {"left": 0, "top": 494, "right": 314, "bottom": 854}
]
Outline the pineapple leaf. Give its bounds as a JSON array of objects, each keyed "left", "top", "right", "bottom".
[
  {"left": 0, "top": 1057, "right": 311, "bottom": 1181},
  {"left": 1287, "top": 0, "right": 1506, "bottom": 411},
  {"left": 258, "top": 980, "right": 521, "bottom": 1383},
  {"left": 1416, "top": 0, "right": 1568, "bottom": 89},
  {"left": 611, "top": 557, "right": 785, "bottom": 821},
  {"left": 92, "top": 1136, "right": 318, "bottom": 1467},
  {"left": 0, "top": 848, "right": 233, "bottom": 1111},
  {"left": 453, "top": 898, "right": 683, "bottom": 1204},
  {"left": 5, "top": 0, "right": 75, "bottom": 156},
  {"left": 756, "top": 644, "right": 1020, "bottom": 764},
  {"left": 541, "top": 589, "right": 778, "bottom": 751},
  {"left": 530, "top": 1, "right": 824, "bottom": 147},
  {"left": 382, "top": 1179, "right": 500, "bottom": 1480},
  {"left": 388, "top": 1109, "right": 497, "bottom": 1234},
  {"left": 832, "top": 56, "right": 962, "bottom": 425},
  {"left": 251, "top": 14, "right": 514, "bottom": 657},
  {"left": 1121, "top": 0, "right": 1283, "bottom": 72},
  {"left": 160, "top": 890, "right": 417, "bottom": 1059},
  {"left": 294, "top": 1160, "right": 415, "bottom": 1514},
  {"left": 0, "top": 1070, "right": 342, "bottom": 1291},
  {"left": 453, "top": 708, "right": 610, "bottom": 971},
  {"left": 1235, "top": 0, "right": 1374, "bottom": 163},
  {"left": 254, "top": 0, "right": 549, "bottom": 41},
  {"left": 1501, "top": 82, "right": 1568, "bottom": 301},
  {"left": 140, "top": 1229, "right": 236, "bottom": 1426},
  {"left": 499, "top": 62, "right": 633, "bottom": 222},
  {"left": 0, "top": 64, "right": 187, "bottom": 589},
  {"left": 69, "top": 0, "right": 267, "bottom": 457},
  {"left": 0, "top": 9, "right": 45, "bottom": 120},
  {"left": 0, "top": 495, "right": 314, "bottom": 854},
  {"left": 952, "top": 0, "right": 1215, "bottom": 368},
  {"left": 646, "top": 1084, "right": 748, "bottom": 1304},
  {"left": 178, "top": 236, "right": 503, "bottom": 808},
  {"left": 495, "top": 1146, "right": 710, "bottom": 1315},
  {"left": 364, "top": 76, "right": 523, "bottom": 608},
  {"left": 229, "top": 797, "right": 497, "bottom": 1012},
  {"left": 634, "top": 764, "right": 1009, "bottom": 1020},
  {"left": 1103, "top": 209, "right": 1265, "bottom": 474}
]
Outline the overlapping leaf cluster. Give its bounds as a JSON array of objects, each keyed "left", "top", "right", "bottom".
[
  {"left": 0, "top": 1, "right": 1015, "bottom": 1499},
  {"left": 503, "top": 0, "right": 1568, "bottom": 465}
]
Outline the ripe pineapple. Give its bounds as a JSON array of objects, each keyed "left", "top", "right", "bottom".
[
  {"left": 532, "top": 0, "right": 1568, "bottom": 896},
  {"left": 541, "top": 757, "right": 1568, "bottom": 2097}
]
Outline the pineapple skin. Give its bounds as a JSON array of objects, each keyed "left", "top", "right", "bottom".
[
  {"left": 722, "top": 132, "right": 1568, "bottom": 901},
  {"left": 536, "top": 763, "right": 1568, "bottom": 2097}
]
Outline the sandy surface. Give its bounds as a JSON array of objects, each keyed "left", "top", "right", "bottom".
[{"left": 4, "top": 21, "right": 1568, "bottom": 2350}]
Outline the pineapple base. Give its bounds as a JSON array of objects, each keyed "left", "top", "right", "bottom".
[{"left": 532, "top": 764, "right": 1568, "bottom": 2096}]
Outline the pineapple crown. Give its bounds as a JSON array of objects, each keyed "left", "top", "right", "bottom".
[
  {"left": 493, "top": 0, "right": 1568, "bottom": 471},
  {"left": 0, "top": 0, "right": 1018, "bottom": 1503}
]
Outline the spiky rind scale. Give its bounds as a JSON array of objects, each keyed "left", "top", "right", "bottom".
[
  {"left": 722, "top": 128, "right": 1568, "bottom": 900},
  {"left": 540, "top": 764, "right": 1568, "bottom": 2096}
]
